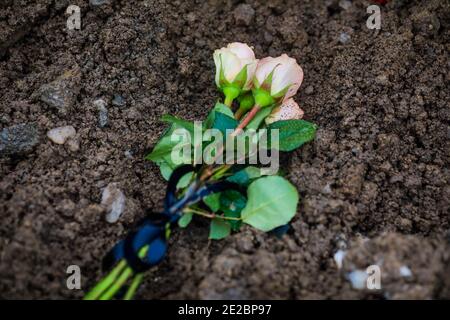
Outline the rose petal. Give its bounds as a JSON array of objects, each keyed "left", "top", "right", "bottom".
[{"left": 265, "top": 98, "right": 304, "bottom": 124}]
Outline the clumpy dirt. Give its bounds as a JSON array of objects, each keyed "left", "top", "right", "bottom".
[{"left": 0, "top": 0, "right": 449, "bottom": 299}]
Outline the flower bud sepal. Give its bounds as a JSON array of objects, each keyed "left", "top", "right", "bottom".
[
  {"left": 252, "top": 88, "right": 275, "bottom": 108},
  {"left": 223, "top": 86, "right": 241, "bottom": 108}
]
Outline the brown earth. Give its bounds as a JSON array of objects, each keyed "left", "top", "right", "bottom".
[{"left": 0, "top": 0, "right": 449, "bottom": 299}]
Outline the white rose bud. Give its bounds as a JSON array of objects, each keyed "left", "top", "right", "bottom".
[
  {"left": 265, "top": 98, "right": 304, "bottom": 125},
  {"left": 213, "top": 42, "right": 258, "bottom": 106},
  {"left": 253, "top": 54, "right": 304, "bottom": 108}
]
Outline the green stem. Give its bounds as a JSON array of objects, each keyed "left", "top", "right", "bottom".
[
  {"left": 123, "top": 273, "right": 144, "bottom": 300},
  {"left": 83, "top": 260, "right": 127, "bottom": 300},
  {"left": 223, "top": 86, "right": 240, "bottom": 108},
  {"left": 235, "top": 106, "right": 246, "bottom": 120},
  {"left": 211, "top": 164, "right": 231, "bottom": 180},
  {"left": 98, "top": 266, "right": 133, "bottom": 300},
  {"left": 224, "top": 95, "right": 234, "bottom": 108},
  {"left": 85, "top": 245, "right": 150, "bottom": 300}
]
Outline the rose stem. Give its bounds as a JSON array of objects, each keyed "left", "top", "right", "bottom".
[
  {"left": 232, "top": 104, "right": 261, "bottom": 136},
  {"left": 84, "top": 260, "right": 127, "bottom": 300},
  {"left": 123, "top": 273, "right": 144, "bottom": 300},
  {"left": 98, "top": 266, "right": 133, "bottom": 300},
  {"left": 234, "top": 106, "right": 246, "bottom": 120},
  {"left": 200, "top": 104, "right": 261, "bottom": 181},
  {"left": 184, "top": 208, "right": 241, "bottom": 221},
  {"left": 224, "top": 96, "right": 233, "bottom": 108},
  {"left": 122, "top": 246, "right": 149, "bottom": 300}
]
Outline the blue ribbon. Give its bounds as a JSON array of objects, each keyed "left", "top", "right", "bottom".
[{"left": 102, "top": 165, "right": 242, "bottom": 273}]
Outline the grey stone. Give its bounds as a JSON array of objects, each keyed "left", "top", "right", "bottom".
[
  {"left": 0, "top": 123, "right": 40, "bottom": 157},
  {"left": 339, "top": 0, "right": 352, "bottom": 10},
  {"left": 101, "top": 183, "right": 126, "bottom": 223},
  {"left": 305, "top": 85, "right": 314, "bottom": 95},
  {"left": 47, "top": 126, "right": 76, "bottom": 145},
  {"left": 112, "top": 94, "right": 126, "bottom": 107},
  {"left": 124, "top": 150, "right": 133, "bottom": 159},
  {"left": 94, "top": 99, "right": 108, "bottom": 128},
  {"left": 38, "top": 69, "right": 80, "bottom": 112},
  {"left": 339, "top": 32, "right": 351, "bottom": 44},
  {"left": 233, "top": 4, "right": 255, "bottom": 26},
  {"left": 90, "top": 0, "right": 110, "bottom": 6}
]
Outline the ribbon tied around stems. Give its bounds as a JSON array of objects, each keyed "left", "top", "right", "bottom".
[{"left": 102, "top": 165, "right": 242, "bottom": 274}]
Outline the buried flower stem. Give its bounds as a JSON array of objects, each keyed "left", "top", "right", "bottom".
[
  {"left": 85, "top": 246, "right": 149, "bottom": 300},
  {"left": 99, "top": 245, "right": 149, "bottom": 300},
  {"left": 84, "top": 259, "right": 127, "bottom": 300},
  {"left": 123, "top": 273, "right": 144, "bottom": 300},
  {"left": 99, "top": 259, "right": 141, "bottom": 299},
  {"left": 99, "top": 266, "right": 133, "bottom": 300}
]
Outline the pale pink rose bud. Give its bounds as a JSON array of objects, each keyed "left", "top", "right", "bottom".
[
  {"left": 253, "top": 54, "right": 303, "bottom": 107},
  {"left": 265, "top": 98, "right": 304, "bottom": 125},
  {"left": 213, "top": 43, "right": 258, "bottom": 106}
]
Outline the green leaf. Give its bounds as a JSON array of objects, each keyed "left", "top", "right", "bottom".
[
  {"left": 231, "top": 65, "right": 248, "bottom": 88},
  {"left": 267, "top": 119, "right": 317, "bottom": 152},
  {"left": 159, "top": 162, "right": 173, "bottom": 180},
  {"left": 205, "top": 102, "right": 234, "bottom": 129},
  {"left": 204, "top": 193, "right": 221, "bottom": 212},
  {"left": 245, "top": 106, "right": 274, "bottom": 130},
  {"left": 145, "top": 134, "right": 177, "bottom": 162},
  {"left": 213, "top": 111, "right": 238, "bottom": 136},
  {"left": 227, "top": 166, "right": 264, "bottom": 186},
  {"left": 209, "top": 218, "right": 231, "bottom": 240},
  {"left": 145, "top": 123, "right": 191, "bottom": 163},
  {"left": 161, "top": 114, "right": 195, "bottom": 135},
  {"left": 159, "top": 163, "right": 193, "bottom": 188},
  {"left": 178, "top": 212, "right": 193, "bottom": 228},
  {"left": 177, "top": 172, "right": 193, "bottom": 188},
  {"left": 241, "top": 176, "right": 299, "bottom": 232},
  {"left": 220, "top": 190, "right": 246, "bottom": 231},
  {"left": 146, "top": 118, "right": 196, "bottom": 183},
  {"left": 215, "top": 103, "right": 234, "bottom": 118}
]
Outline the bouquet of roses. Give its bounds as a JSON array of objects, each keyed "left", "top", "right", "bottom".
[{"left": 85, "top": 43, "right": 317, "bottom": 300}]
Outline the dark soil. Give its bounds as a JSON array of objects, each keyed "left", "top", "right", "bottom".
[{"left": 0, "top": 0, "right": 449, "bottom": 299}]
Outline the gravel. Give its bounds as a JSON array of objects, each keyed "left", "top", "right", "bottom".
[
  {"left": 101, "top": 183, "right": 126, "bottom": 223},
  {"left": 0, "top": 123, "right": 40, "bottom": 157},
  {"left": 47, "top": 126, "right": 76, "bottom": 145}
]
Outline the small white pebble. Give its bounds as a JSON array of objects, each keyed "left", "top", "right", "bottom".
[
  {"left": 339, "top": 32, "right": 351, "bottom": 44},
  {"left": 124, "top": 150, "right": 133, "bottom": 158},
  {"left": 94, "top": 99, "right": 108, "bottom": 128},
  {"left": 334, "top": 250, "right": 346, "bottom": 269},
  {"left": 347, "top": 270, "right": 368, "bottom": 289},
  {"left": 339, "top": 0, "right": 352, "bottom": 10},
  {"left": 399, "top": 266, "right": 412, "bottom": 277},
  {"left": 47, "top": 126, "right": 76, "bottom": 144},
  {"left": 101, "top": 183, "right": 126, "bottom": 223},
  {"left": 322, "top": 183, "right": 332, "bottom": 194}
]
